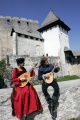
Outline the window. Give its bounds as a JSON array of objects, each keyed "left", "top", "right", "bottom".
[
  {"left": 18, "top": 33, "right": 22, "bottom": 37},
  {"left": 18, "top": 21, "right": 21, "bottom": 26},
  {"left": 30, "top": 36, "right": 33, "bottom": 39},
  {"left": 25, "top": 35, "right": 28, "bottom": 38},
  {"left": 36, "top": 38, "right": 38, "bottom": 40},
  {"left": 40, "top": 39, "right": 43, "bottom": 42},
  {"left": 27, "top": 22, "right": 29, "bottom": 26},
  {"left": 7, "top": 19, "right": 10, "bottom": 25}
]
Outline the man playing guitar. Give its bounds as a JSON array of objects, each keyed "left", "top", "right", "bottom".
[{"left": 38, "top": 57, "right": 60, "bottom": 119}]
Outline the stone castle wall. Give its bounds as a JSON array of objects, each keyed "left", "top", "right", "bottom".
[
  {"left": 3, "top": 55, "right": 80, "bottom": 88},
  {"left": 68, "top": 64, "right": 80, "bottom": 77},
  {"left": 17, "top": 36, "right": 44, "bottom": 56},
  {"left": 0, "top": 16, "right": 44, "bottom": 60},
  {"left": 0, "top": 16, "right": 80, "bottom": 79},
  {"left": 8, "top": 55, "right": 59, "bottom": 69},
  {"left": 4, "top": 55, "right": 60, "bottom": 87}
]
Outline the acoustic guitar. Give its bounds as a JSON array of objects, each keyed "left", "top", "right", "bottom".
[
  {"left": 18, "top": 72, "right": 30, "bottom": 87},
  {"left": 44, "top": 65, "right": 60, "bottom": 83},
  {"left": 44, "top": 62, "right": 60, "bottom": 84},
  {"left": 18, "top": 63, "right": 38, "bottom": 87},
  {"left": 44, "top": 71, "right": 54, "bottom": 84}
]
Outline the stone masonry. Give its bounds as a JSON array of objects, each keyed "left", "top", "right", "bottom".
[{"left": 0, "top": 16, "right": 44, "bottom": 60}]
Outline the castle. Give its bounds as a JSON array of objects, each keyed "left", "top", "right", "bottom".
[
  {"left": 0, "top": 11, "right": 80, "bottom": 76},
  {"left": 0, "top": 15, "right": 44, "bottom": 59}
]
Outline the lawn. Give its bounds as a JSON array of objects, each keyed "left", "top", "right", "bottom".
[
  {"left": 57, "top": 75, "right": 80, "bottom": 82},
  {"left": 69, "top": 118, "right": 80, "bottom": 120},
  {"left": 31, "top": 75, "right": 80, "bottom": 85}
]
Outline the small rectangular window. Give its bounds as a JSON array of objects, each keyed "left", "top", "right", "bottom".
[
  {"left": 18, "top": 33, "right": 21, "bottom": 37},
  {"left": 7, "top": 19, "right": 10, "bottom": 25},
  {"left": 25, "top": 35, "right": 28, "bottom": 38},
  {"left": 30, "top": 36, "right": 33, "bottom": 39},
  {"left": 36, "top": 38, "right": 38, "bottom": 40},
  {"left": 18, "top": 21, "right": 21, "bottom": 25},
  {"left": 27, "top": 22, "right": 29, "bottom": 26}
]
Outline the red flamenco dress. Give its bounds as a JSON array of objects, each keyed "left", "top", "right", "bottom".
[{"left": 11, "top": 67, "right": 42, "bottom": 119}]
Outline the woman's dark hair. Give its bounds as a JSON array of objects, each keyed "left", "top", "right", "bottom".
[
  {"left": 16, "top": 58, "right": 25, "bottom": 65},
  {"left": 40, "top": 57, "right": 48, "bottom": 67}
]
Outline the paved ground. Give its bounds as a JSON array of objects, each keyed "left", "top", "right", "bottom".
[
  {"left": 0, "top": 79, "right": 80, "bottom": 120},
  {"left": 58, "top": 79, "right": 80, "bottom": 88},
  {"left": 34, "top": 79, "right": 80, "bottom": 91},
  {"left": 0, "top": 79, "right": 80, "bottom": 94}
]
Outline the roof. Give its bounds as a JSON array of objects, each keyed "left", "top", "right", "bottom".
[
  {"left": 11, "top": 27, "right": 43, "bottom": 39},
  {"left": 38, "top": 11, "right": 70, "bottom": 32},
  {"left": 8, "top": 18, "right": 44, "bottom": 40},
  {"left": 64, "top": 49, "right": 80, "bottom": 57},
  {"left": 41, "top": 10, "right": 59, "bottom": 26},
  {"left": 72, "top": 51, "right": 80, "bottom": 56},
  {"left": 64, "top": 47, "right": 74, "bottom": 56}
]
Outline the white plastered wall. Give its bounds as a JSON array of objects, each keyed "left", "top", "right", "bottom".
[
  {"left": 59, "top": 26, "right": 70, "bottom": 64},
  {"left": 41, "top": 25, "right": 70, "bottom": 76},
  {"left": 41, "top": 25, "right": 60, "bottom": 57}
]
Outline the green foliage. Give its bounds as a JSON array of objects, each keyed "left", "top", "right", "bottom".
[
  {"left": 69, "top": 118, "right": 80, "bottom": 120},
  {"left": 57, "top": 75, "right": 80, "bottom": 82},
  {"left": 0, "top": 59, "right": 6, "bottom": 79},
  {"left": 70, "top": 118, "right": 77, "bottom": 120}
]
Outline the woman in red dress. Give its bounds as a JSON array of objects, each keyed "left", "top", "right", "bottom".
[{"left": 11, "top": 58, "right": 42, "bottom": 120}]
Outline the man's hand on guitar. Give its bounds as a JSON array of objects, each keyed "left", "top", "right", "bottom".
[
  {"left": 20, "top": 78, "right": 26, "bottom": 81},
  {"left": 45, "top": 74, "right": 50, "bottom": 79},
  {"left": 42, "top": 74, "right": 50, "bottom": 80}
]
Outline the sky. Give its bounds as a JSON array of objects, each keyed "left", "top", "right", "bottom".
[{"left": 0, "top": 0, "right": 80, "bottom": 51}]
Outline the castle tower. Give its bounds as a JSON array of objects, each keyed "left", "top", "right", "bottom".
[{"left": 38, "top": 11, "right": 71, "bottom": 75}]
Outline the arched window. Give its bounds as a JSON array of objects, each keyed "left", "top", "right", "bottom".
[{"left": 35, "top": 45, "right": 40, "bottom": 56}]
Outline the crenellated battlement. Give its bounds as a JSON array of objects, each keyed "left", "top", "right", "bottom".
[{"left": 0, "top": 15, "right": 38, "bottom": 24}]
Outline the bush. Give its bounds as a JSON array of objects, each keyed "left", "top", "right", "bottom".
[
  {"left": 0, "top": 59, "right": 6, "bottom": 79},
  {"left": 69, "top": 118, "right": 80, "bottom": 120}
]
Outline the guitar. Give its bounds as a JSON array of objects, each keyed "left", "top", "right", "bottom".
[
  {"left": 44, "top": 70, "right": 54, "bottom": 84},
  {"left": 18, "top": 63, "right": 38, "bottom": 87},
  {"left": 44, "top": 64, "right": 59, "bottom": 84}
]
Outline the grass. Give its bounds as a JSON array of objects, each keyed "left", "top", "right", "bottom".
[
  {"left": 57, "top": 75, "right": 80, "bottom": 82},
  {"left": 30, "top": 75, "right": 80, "bottom": 85},
  {"left": 69, "top": 118, "right": 80, "bottom": 120}
]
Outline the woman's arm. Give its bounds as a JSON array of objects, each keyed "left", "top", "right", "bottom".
[{"left": 30, "top": 69, "right": 35, "bottom": 77}]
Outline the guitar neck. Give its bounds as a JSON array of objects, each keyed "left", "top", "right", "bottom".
[
  {"left": 51, "top": 68, "right": 54, "bottom": 73},
  {"left": 29, "top": 63, "right": 38, "bottom": 73}
]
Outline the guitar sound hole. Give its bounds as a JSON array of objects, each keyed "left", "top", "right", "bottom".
[{"left": 24, "top": 75, "right": 28, "bottom": 78}]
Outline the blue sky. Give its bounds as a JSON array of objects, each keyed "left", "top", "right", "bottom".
[{"left": 0, "top": 0, "right": 80, "bottom": 51}]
